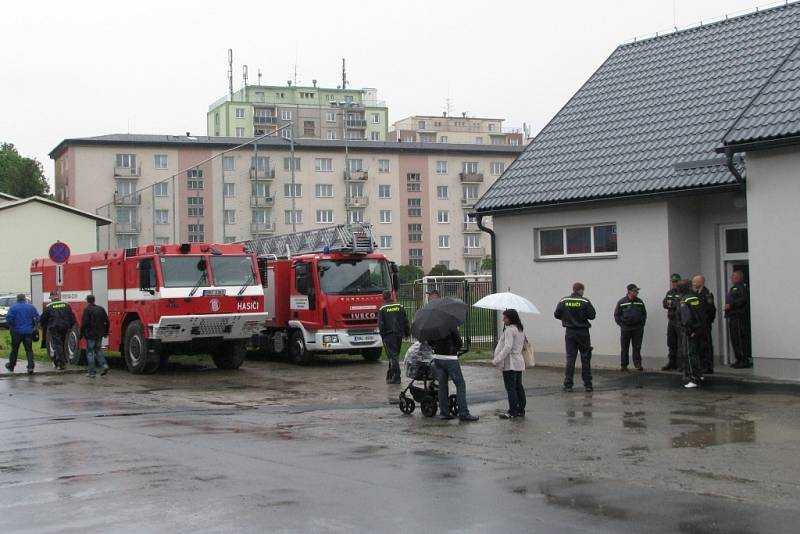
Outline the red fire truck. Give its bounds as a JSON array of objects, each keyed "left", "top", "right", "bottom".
[
  {"left": 30, "top": 243, "right": 268, "bottom": 374},
  {"left": 241, "top": 224, "right": 400, "bottom": 365}
]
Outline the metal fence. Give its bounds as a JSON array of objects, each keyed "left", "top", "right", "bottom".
[{"left": 397, "top": 278, "right": 498, "bottom": 351}]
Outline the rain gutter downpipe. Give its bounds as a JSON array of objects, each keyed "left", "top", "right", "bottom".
[
  {"left": 724, "top": 147, "right": 745, "bottom": 184},
  {"left": 477, "top": 214, "right": 497, "bottom": 293}
]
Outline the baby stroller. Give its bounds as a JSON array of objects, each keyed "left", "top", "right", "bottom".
[{"left": 398, "top": 342, "right": 466, "bottom": 417}]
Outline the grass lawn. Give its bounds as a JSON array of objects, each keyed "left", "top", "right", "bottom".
[{"left": 0, "top": 328, "right": 51, "bottom": 362}]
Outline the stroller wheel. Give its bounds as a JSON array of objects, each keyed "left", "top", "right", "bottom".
[
  {"left": 421, "top": 396, "right": 438, "bottom": 418},
  {"left": 448, "top": 395, "right": 459, "bottom": 417},
  {"left": 399, "top": 396, "right": 415, "bottom": 415}
]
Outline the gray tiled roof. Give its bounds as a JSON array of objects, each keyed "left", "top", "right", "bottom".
[
  {"left": 723, "top": 39, "right": 800, "bottom": 146},
  {"left": 476, "top": 2, "right": 800, "bottom": 213}
]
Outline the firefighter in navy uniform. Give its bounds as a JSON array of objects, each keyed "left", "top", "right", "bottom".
[
  {"left": 614, "top": 283, "right": 647, "bottom": 371},
  {"left": 725, "top": 270, "right": 752, "bottom": 368},
  {"left": 678, "top": 280, "right": 705, "bottom": 388},
  {"left": 378, "top": 294, "right": 410, "bottom": 384},
  {"left": 39, "top": 291, "right": 77, "bottom": 371},
  {"left": 554, "top": 282, "right": 597, "bottom": 392},
  {"left": 692, "top": 275, "right": 717, "bottom": 374},
  {"left": 661, "top": 273, "right": 682, "bottom": 371}
]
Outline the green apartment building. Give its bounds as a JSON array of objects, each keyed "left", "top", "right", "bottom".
[{"left": 208, "top": 84, "right": 389, "bottom": 142}]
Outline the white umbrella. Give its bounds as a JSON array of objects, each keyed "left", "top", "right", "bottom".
[{"left": 473, "top": 291, "right": 541, "bottom": 314}]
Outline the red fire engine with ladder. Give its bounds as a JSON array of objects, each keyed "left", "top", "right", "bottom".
[
  {"left": 30, "top": 242, "right": 268, "bottom": 374},
  {"left": 241, "top": 223, "right": 400, "bottom": 365}
]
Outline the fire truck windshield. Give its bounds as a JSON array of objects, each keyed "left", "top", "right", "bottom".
[
  {"left": 317, "top": 259, "right": 391, "bottom": 295},
  {"left": 160, "top": 256, "right": 207, "bottom": 288},
  {"left": 210, "top": 256, "right": 255, "bottom": 286}
]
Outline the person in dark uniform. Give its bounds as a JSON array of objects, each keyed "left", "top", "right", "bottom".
[
  {"left": 661, "top": 273, "right": 682, "bottom": 371},
  {"left": 554, "top": 282, "right": 597, "bottom": 392},
  {"left": 39, "top": 291, "right": 76, "bottom": 371},
  {"left": 725, "top": 270, "right": 752, "bottom": 369},
  {"left": 692, "top": 275, "right": 716, "bottom": 374},
  {"left": 614, "top": 283, "right": 647, "bottom": 371},
  {"left": 678, "top": 280, "right": 705, "bottom": 388},
  {"left": 378, "top": 294, "right": 410, "bottom": 384}
]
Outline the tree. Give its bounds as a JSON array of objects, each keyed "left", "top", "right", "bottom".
[
  {"left": 0, "top": 143, "right": 50, "bottom": 198},
  {"left": 428, "top": 265, "right": 467, "bottom": 277},
  {"left": 480, "top": 255, "right": 494, "bottom": 273},
  {"left": 398, "top": 264, "right": 424, "bottom": 285}
]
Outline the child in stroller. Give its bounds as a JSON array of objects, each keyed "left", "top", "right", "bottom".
[{"left": 398, "top": 341, "right": 468, "bottom": 417}]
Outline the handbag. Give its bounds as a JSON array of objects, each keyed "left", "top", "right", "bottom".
[
  {"left": 522, "top": 336, "right": 536, "bottom": 368},
  {"left": 32, "top": 329, "right": 40, "bottom": 343}
]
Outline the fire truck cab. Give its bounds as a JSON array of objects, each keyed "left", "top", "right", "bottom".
[
  {"left": 30, "top": 243, "right": 268, "bottom": 374},
  {"left": 243, "top": 224, "right": 400, "bottom": 365}
]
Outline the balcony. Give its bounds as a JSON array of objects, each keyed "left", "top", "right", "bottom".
[
  {"left": 344, "top": 169, "right": 369, "bottom": 181},
  {"left": 250, "top": 166, "right": 275, "bottom": 180},
  {"left": 254, "top": 115, "right": 278, "bottom": 125},
  {"left": 347, "top": 195, "right": 369, "bottom": 208},
  {"left": 115, "top": 222, "right": 141, "bottom": 235},
  {"left": 346, "top": 119, "right": 368, "bottom": 128},
  {"left": 114, "top": 166, "right": 141, "bottom": 178},
  {"left": 463, "top": 222, "right": 480, "bottom": 233},
  {"left": 461, "top": 197, "right": 477, "bottom": 208},
  {"left": 459, "top": 172, "right": 484, "bottom": 182},
  {"left": 250, "top": 221, "right": 276, "bottom": 235},
  {"left": 250, "top": 196, "right": 275, "bottom": 207},
  {"left": 113, "top": 193, "right": 141, "bottom": 205},
  {"left": 463, "top": 247, "right": 485, "bottom": 257}
]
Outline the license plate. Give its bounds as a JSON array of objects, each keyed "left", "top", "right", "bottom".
[
  {"left": 203, "top": 289, "right": 226, "bottom": 296},
  {"left": 353, "top": 335, "right": 375, "bottom": 343}
]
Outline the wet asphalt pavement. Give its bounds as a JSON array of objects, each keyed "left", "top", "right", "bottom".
[{"left": 1, "top": 357, "right": 799, "bottom": 533}]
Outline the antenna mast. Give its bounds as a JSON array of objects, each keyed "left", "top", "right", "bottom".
[
  {"left": 243, "top": 64, "right": 248, "bottom": 89},
  {"left": 342, "top": 58, "right": 347, "bottom": 90},
  {"left": 227, "top": 49, "right": 234, "bottom": 101}
]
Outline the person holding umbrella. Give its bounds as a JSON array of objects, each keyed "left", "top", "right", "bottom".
[
  {"left": 492, "top": 309, "right": 526, "bottom": 419},
  {"left": 412, "top": 297, "right": 479, "bottom": 422}
]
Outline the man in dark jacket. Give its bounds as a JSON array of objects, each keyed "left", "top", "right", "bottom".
[
  {"left": 725, "top": 270, "right": 752, "bottom": 369},
  {"left": 80, "top": 295, "right": 110, "bottom": 378},
  {"left": 692, "top": 275, "right": 717, "bottom": 374},
  {"left": 378, "top": 295, "right": 409, "bottom": 384},
  {"left": 554, "top": 282, "right": 597, "bottom": 392},
  {"left": 431, "top": 325, "right": 478, "bottom": 422},
  {"left": 678, "top": 280, "right": 705, "bottom": 388},
  {"left": 614, "top": 283, "right": 647, "bottom": 371},
  {"left": 39, "top": 291, "right": 76, "bottom": 370},
  {"left": 661, "top": 273, "right": 682, "bottom": 371},
  {"left": 5, "top": 294, "right": 39, "bottom": 374}
]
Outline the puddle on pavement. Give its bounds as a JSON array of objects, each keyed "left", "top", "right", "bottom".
[
  {"left": 538, "top": 478, "right": 628, "bottom": 520},
  {"left": 670, "top": 420, "right": 756, "bottom": 448},
  {"left": 623, "top": 411, "right": 647, "bottom": 431}
]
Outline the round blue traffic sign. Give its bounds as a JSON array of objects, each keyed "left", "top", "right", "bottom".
[{"left": 49, "top": 242, "right": 71, "bottom": 264}]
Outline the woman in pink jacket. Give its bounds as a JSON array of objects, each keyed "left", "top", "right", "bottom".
[{"left": 492, "top": 309, "right": 526, "bottom": 419}]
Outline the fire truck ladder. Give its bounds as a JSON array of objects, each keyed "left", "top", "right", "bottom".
[{"left": 240, "top": 223, "right": 376, "bottom": 258}]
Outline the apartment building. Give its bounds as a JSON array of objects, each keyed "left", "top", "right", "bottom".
[
  {"left": 50, "top": 135, "right": 523, "bottom": 273},
  {"left": 390, "top": 114, "right": 526, "bottom": 146},
  {"left": 208, "top": 84, "right": 389, "bottom": 142}
]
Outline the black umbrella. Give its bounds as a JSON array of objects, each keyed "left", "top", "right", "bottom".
[{"left": 412, "top": 297, "right": 468, "bottom": 341}]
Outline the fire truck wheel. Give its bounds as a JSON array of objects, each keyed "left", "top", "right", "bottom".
[
  {"left": 212, "top": 341, "right": 246, "bottom": 370},
  {"left": 361, "top": 348, "right": 382, "bottom": 362},
  {"left": 124, "top": 320, "right": 152, "bottom": 374},
  {"left": 289, "top": 331, "right": 312, "bottom": 366},
  {"left": 66, "top": 326, "right": 86, "bottom": 365}
]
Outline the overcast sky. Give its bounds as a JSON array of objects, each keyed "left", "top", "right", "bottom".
[{"left": 0, "top": 0, "right": 774, "bottom": 185}]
